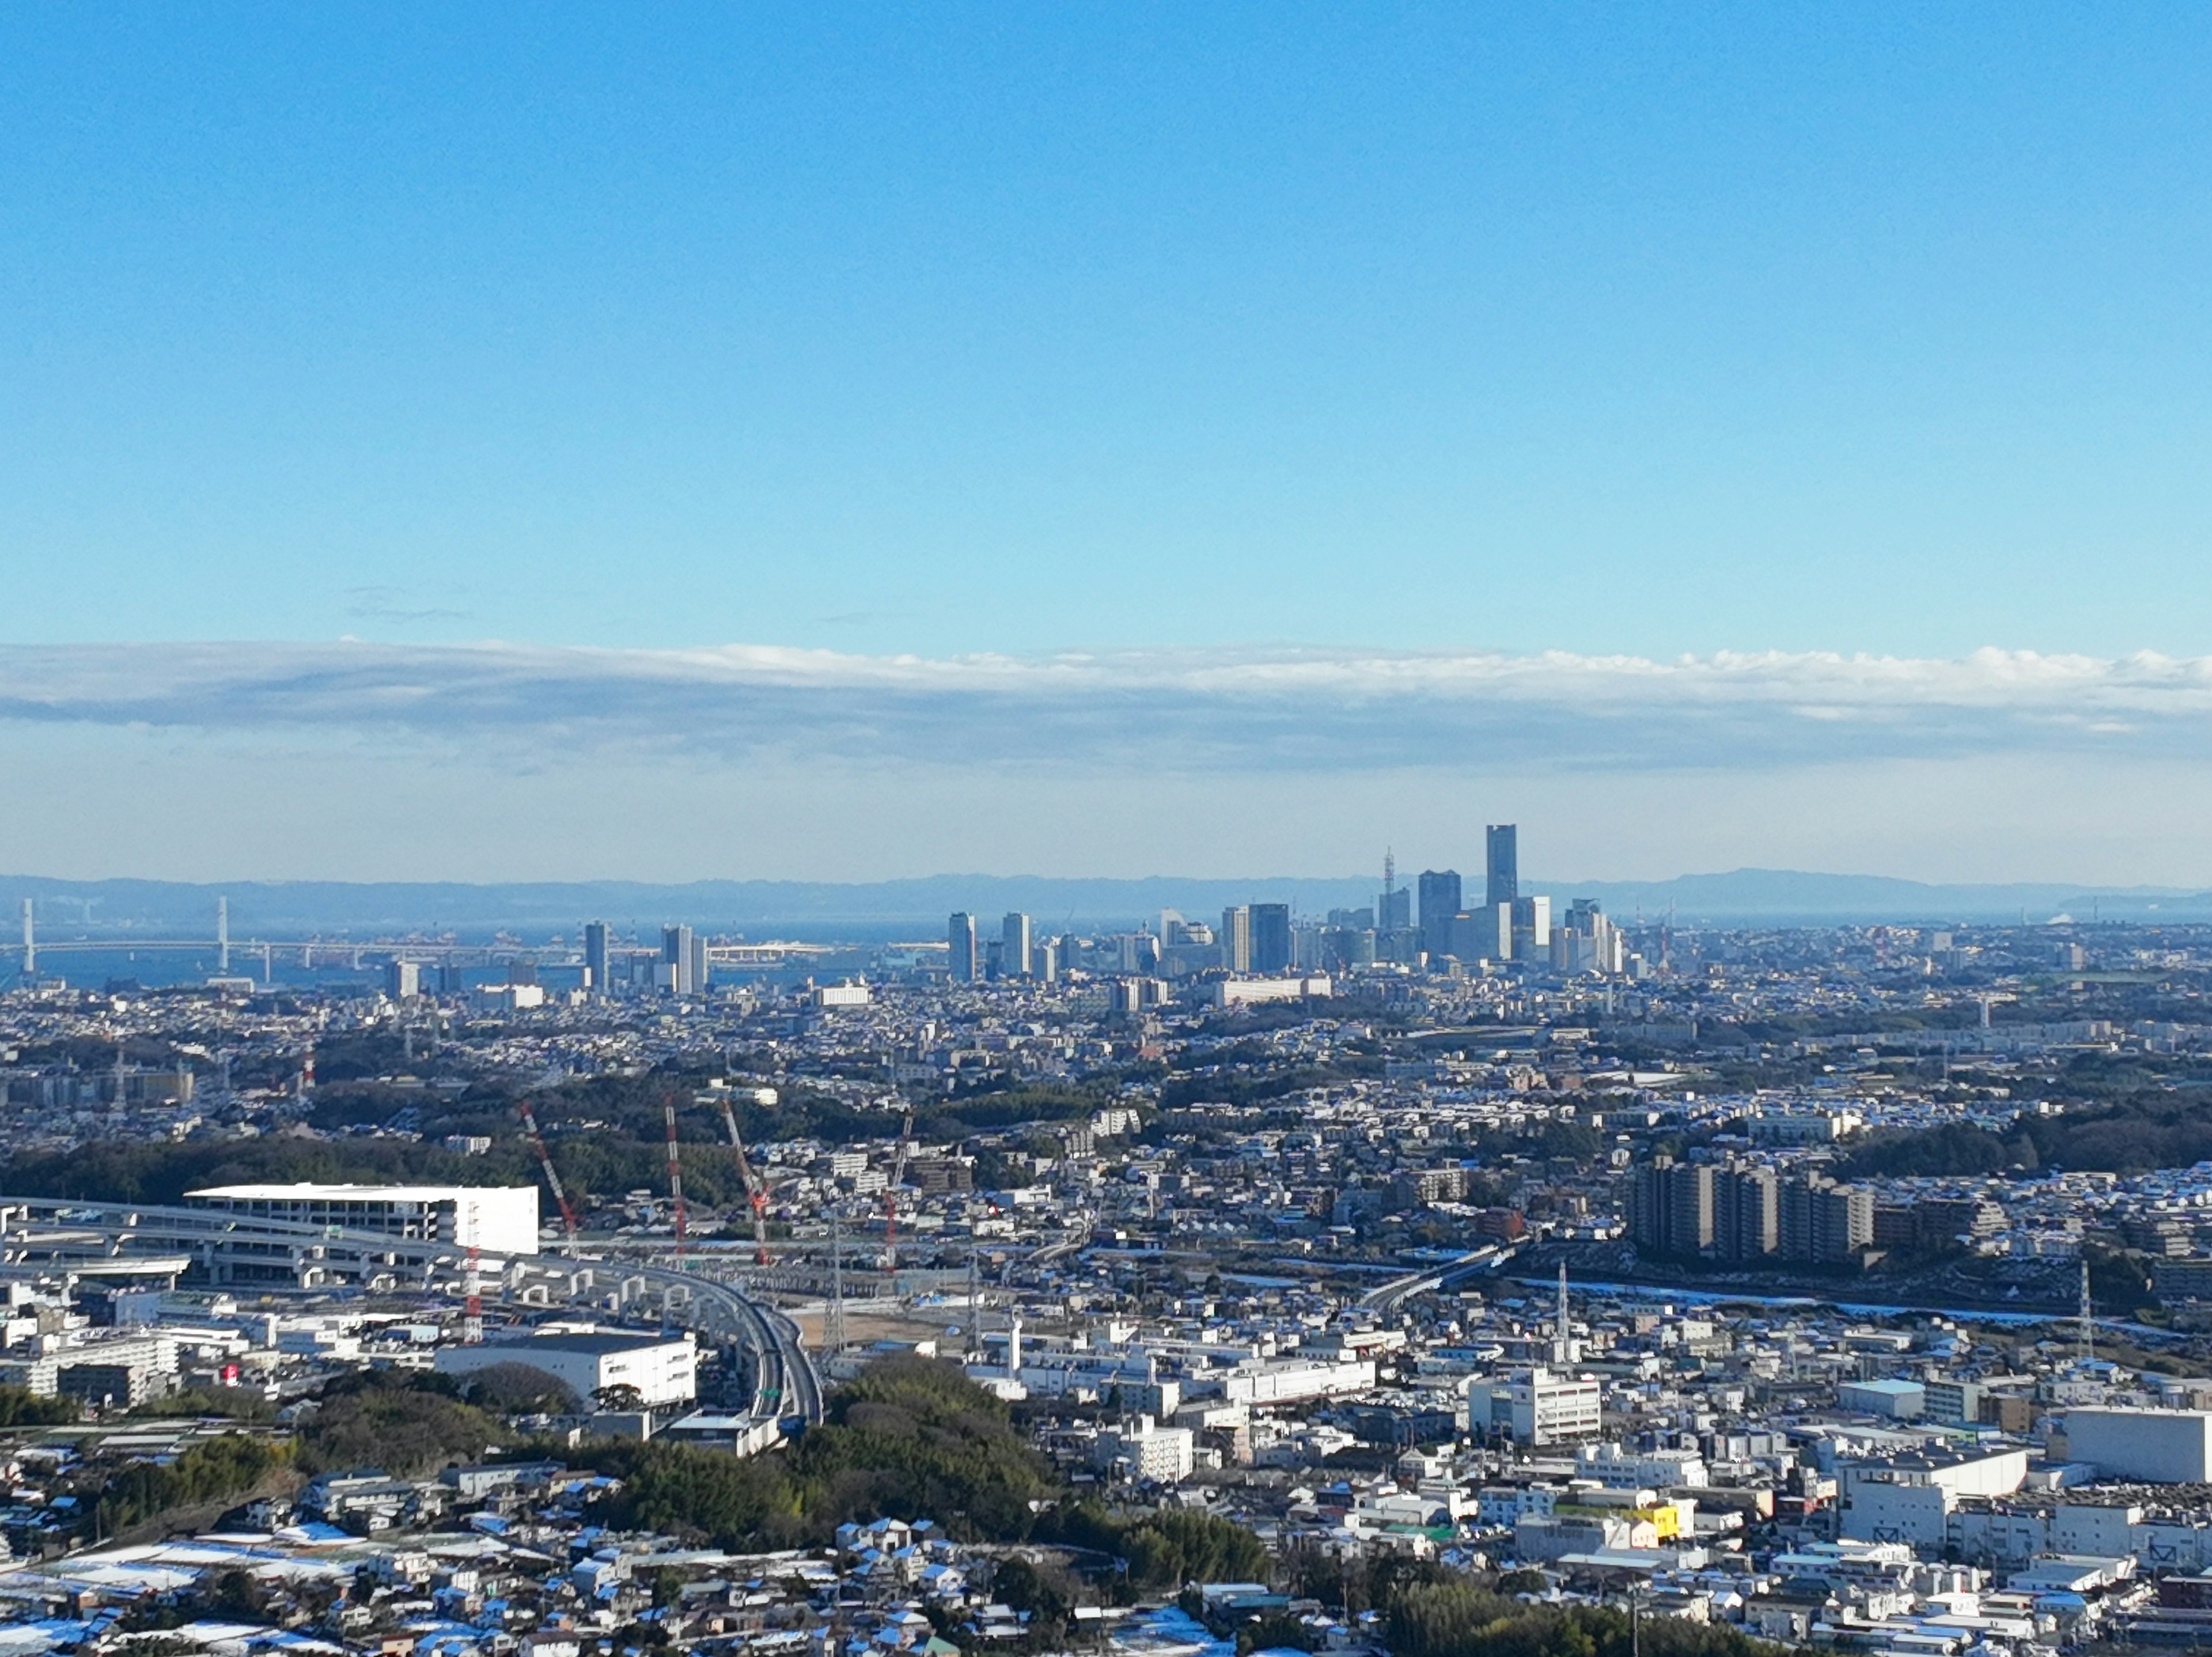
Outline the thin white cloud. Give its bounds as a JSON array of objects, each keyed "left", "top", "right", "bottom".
[{"left": 2, "top": 640, "right": 2210, "bottom": 772}]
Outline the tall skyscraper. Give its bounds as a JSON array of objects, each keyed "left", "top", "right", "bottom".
[
  {"left": 1510, "top": 894, "right": 1551, "bottom": 962},
  {"left": 1486, "top": 824, "right": 1519, "bottom": 910},
  {"left": 1249, "top": 903, "right": 1291, "bottom": 974},
  {"left": 1001, "top": 912, "right": 1033, "bottom": 980},
  {"left": 948, "top": 912, "right": 978, "bottom": 982},
  {"left": 661, "top": 924, "right": 696, "bottom": 995},
  {"left": 1416, "top": 869, "right": 1462, "bottom": 960},
  {"left": 1219, "top": 906, "right": 1251, "bottom": 974},
  {"left": 583, "top": 921, "right": 609, "bottom": 996}
]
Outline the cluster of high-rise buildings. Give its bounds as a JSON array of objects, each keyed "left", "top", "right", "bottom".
[
  {"left": 946, "top": 827, "right": 1639, "bottom": 987},
  {"left": 1631, "top": 1157, "right": 1899, "bottom": 1267}
]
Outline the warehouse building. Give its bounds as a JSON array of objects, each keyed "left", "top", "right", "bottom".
[
  {"left": 435, "top": 1330, "right": 698, "bottom": 1408},
  {"left": 2063, "top": 1407, "right": 2212, "bottom": 1484}
]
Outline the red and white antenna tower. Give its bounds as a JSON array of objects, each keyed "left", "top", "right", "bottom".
[{"left": 463, "top": 1242, "right": 483, "bottom": 1344}]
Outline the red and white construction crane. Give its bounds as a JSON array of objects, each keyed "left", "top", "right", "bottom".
[
  {"left": 715, "top": 1093, "right": 774, "bottom": 1265},
  {"left": 516, "top": 1100, "right": 581, "bottom": 1248}
]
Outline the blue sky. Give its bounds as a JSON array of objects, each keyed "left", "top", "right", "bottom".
[{"left": 4, "top": 5, "right": 2212, "bottom": 881}]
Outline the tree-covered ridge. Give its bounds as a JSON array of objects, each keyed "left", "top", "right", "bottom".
[
  {"left": 1387, "top": 1582, "right": 1783, "bottom": 1657},
  {"left": 575, "top": 1355, "right": 1056, "bottom": 1547}
]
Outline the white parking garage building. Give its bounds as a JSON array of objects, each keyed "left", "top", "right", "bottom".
[{"left": 184, "top": 1184, "right": 540, "bottom": 1256}]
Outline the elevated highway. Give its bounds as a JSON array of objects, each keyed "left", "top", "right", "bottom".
[
  {"left": 1359, "top": 1242, "right": 1520, "bottom": 1315},
  {"left": 0, "top": 1194, "right": 824, "bottom": 1430}
]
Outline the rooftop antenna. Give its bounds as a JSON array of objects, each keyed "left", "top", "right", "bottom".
[{"left": 2078, "top": 1258, "right": 2096, "bottom": 1365}]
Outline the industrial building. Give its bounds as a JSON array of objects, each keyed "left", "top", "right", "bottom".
[
  {"left": 435, "top": 1329, "right": 698, "bottom": 1407},
  {"left": 2064, "top": 1407, "right": 2212, "bottom": 1484}
]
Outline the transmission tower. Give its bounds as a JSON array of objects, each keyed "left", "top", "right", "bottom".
[
  {"left": 825, "top": 1208, "right": 847, "bottom": 1355},
  {"left": 664, "top": 1100, "right": 688, "bottom": 1263},
  {"left": 967, "top": 1249, "right": 982, "bottom": 1357},
  {"left": 2079, "top": 1258, "right": 2096, "bottom": 1364}
]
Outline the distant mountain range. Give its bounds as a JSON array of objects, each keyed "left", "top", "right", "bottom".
[{"left": 2, "top": 869, "right": 2207, "bottom": 939}]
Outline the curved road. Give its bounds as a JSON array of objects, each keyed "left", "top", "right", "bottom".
[{"left": 0, "top": 1193, "right": 824, "bottom": 1430}]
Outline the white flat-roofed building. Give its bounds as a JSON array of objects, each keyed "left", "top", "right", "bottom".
[
  {"left": 1093, "top": 1416, "right": 1195, "bottom": 1482},
  {"left": 437, "top": 1330, "right": 697, "bottom": 1407},
  {"left": 2064, "top": 1407, "right": 2212, "bottom": 1483},
  {"left": 1209, "top": 976, "right": 1332, "bottom": 1007},
  {"left": 1468, "top": 1367, "right": 1603, "bottom": 1446},
  {"left": 185, "top": 1183, "right": 539, "bottom": 1257}
]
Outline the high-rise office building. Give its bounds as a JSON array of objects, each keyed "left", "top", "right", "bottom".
[
  {"left": 583, "top": 922, "right": 610, "bottom": 996},
  {"left": 1001, "top": 912, "right": 1033, "bottom": 980},
  {"left": 948, "top": 912, "right": 978, "bottom": 982},
  {"left": 661, "top": 925, "right": 696, "bottom": 995},
  {"left": 1555, "top": 899, "right": 1624, "bottom": 975},
  {"left": 1219, "top": 906, "right": 1251, "bottom": 974},
  {"left": 1416, "top": 870, "right": 1463, "bottom": 960},
  {"left": 1032, "top": 937, "right": 1058, "bottom": 983},
  {"left": 1510, "top": 894, "right": 1550, "bottom": 962},
  {"left": 1249, "top": 903, "right": 1292, "bottom": 974},
  {"left": 1486, "top": 824, "right": 1519, "bottom": 910}
]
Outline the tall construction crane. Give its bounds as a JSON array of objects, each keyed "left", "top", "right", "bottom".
[
  {"left": 881, "top": 1108, "right": 916, "bottom": 1272},
  {"left": 516, "top": 1101, "right": 581, "bottom": 1248},
  {"left": 665, "top": 1099, "right": 688, "bottom": 1262},
  {"left": 714, "top": 1092, "right": 774, "bottom": 1265}
]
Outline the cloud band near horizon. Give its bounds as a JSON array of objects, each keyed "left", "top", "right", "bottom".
[{"left": 0, "top": 640, "right": 2208, "bottom": 773}]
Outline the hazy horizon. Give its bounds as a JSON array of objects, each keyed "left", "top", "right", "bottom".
[{"left": 8, "top": 12, "right": 2212, "bottom": 882}]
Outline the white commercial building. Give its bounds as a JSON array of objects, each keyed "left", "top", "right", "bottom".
[
  {"left": 1208, "top": 976, "right": 1332, "bottom": 1007},
  {"left": 472, "top": 983, "right": 546, "bottom": 1011},
  {"left": 436, "top": 1330, "right": 698, "bottom": 1408},
  {"left": 1093, "top": 1416, "right": 1196, "bottom": 1482},
  {"left": 1836, "top": 1445, "right": 2033, "bottom": 1548},
  {"left": 186, "top": 1184, "right": 540, "bottom": 1256},
  {"left": 2064, "top": 1408, "right": 2212, "bottom": 1483},
  {"left": 1210, "top": 1356, "right": 1374, "bottom": 1405},
  {"left": 1577, "top": 1442, "right": 1710, "bottom": 1490},
  {"left": 1838, "top": 1379, "right": 1927, "bottom": 1420},
  {"left": 1468, "top": 1367, "right": 1603, "bottom": 1446}
]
